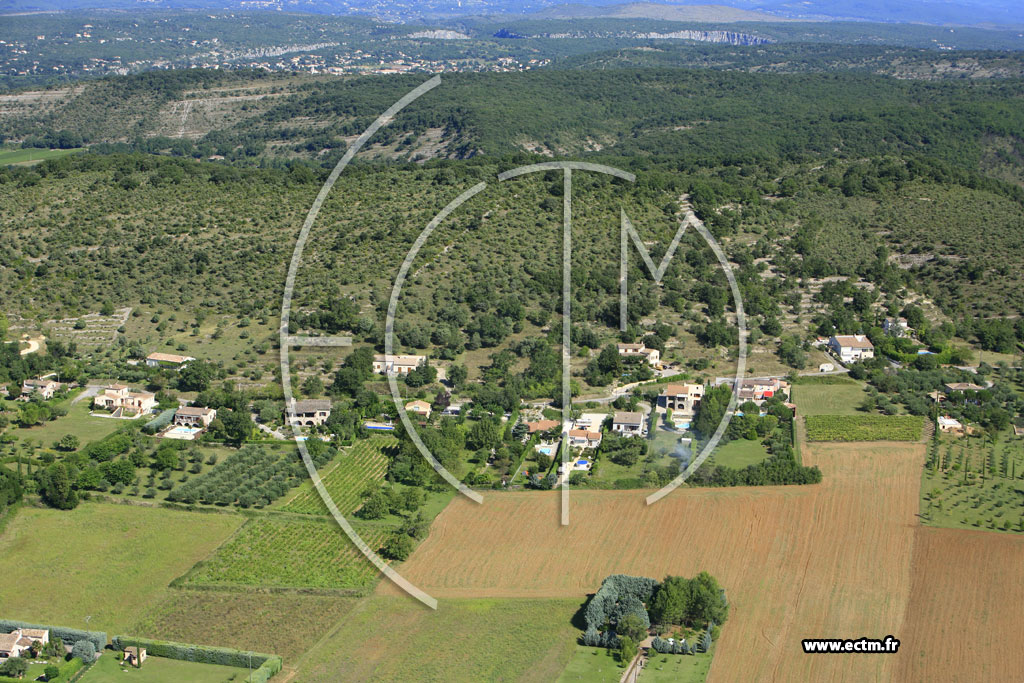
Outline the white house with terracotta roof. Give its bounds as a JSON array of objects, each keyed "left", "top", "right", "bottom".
[
  {"left": 372, "top": 354, "right": 425, "bottom": 375},
  {"left": 19, "top": 376, "right": 60, "bottom": 400},
  {"left": 93, "top": 384, "right": 157, "bottom": 414},
  {"left": 0, "top": 628, "right": 48, "bottom": 660},
  {"left": 828, "top": 335, "right": 874, "bottom": 362},
  {"left": 146, "top": 352, "right": 196, "bottom": 368},
  {"left": 612, "top": 411, "right": 645, "bottom": 437},
  {"left": 567, "top": 429, "right": 602, "bottom": 449},
  {"left": 616, "top": 342, "right": 661, "bottom": 367},
  {"left": 660, "top": 383, "right": 704, "bottom": 415}
]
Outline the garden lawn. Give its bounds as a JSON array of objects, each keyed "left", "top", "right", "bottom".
[
  {"left": 640, "top": 645, "right": 715, "bottom": 682},
  {"left": 0, "top": 502, "right": 242, "bottom": 633},
  {"left": 80, "top": 651, "right": 247, "bottom": 682},
  {"left": 294, "top": 596, "right": 581, "bottom": 682},
  {"left": 10, "top": 398, "right": 124, "bottom": 447},
  {"left": 793, "top": 378, "right": 868, "bottom": 416},
  {"left": 557, "top": 646, "right": 625, "bottom": 682},
  {"left": 711, "top": 438, "right": 770, "bottom": 469}
]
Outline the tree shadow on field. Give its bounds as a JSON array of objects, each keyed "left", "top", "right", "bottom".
[{"left": 571, "top": 594, "right": 594, "bottom": 640}]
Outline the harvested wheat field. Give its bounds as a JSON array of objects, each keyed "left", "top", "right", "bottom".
[
  {"left": 895, "top": 526, "right": 1024, "bottom": 682},
  {"left": 383, "top": 442, "right": 924, "bottom": 682}
]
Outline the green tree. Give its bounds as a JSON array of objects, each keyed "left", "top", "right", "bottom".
[
  {"left": 177, "top": 360, "right": 217, "bottom": 392},
  {"left": 617, "top": 612, "right": 648, "bottom": 642},
  {"left": 649, "top": 575, "right": 692, "bottom": 626},
  {"left": 0, "top": 657, "right": 27, "bottom": 679},
  {"left": 382, "top": 532, "right": 416, "bottom": 560},
  {"left": 40, "top": 462, "right": 78, "bottom": 510},
  {"left": 218, "top": 409, "right": 253, "bottom": 446},
  {"left": 56, "top": 434, "right": 80, "bottom": 452},
  {"left": 618, "top": 636, "right": 638, "bottom": 665},
  {"left": 44, "top": 664, "right": 59, "bottom": 681},
  {"left": 357, "top": 491, "right": 390, "bottom": 520},
  {"left": 448, "top": 364, "right": 468, "bottom": 389},
  {"left": 467, "top": 418, "right": 500, "bottom": 451}
]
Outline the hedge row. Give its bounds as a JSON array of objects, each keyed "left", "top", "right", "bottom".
[
  {"left": 0, "top": 619, "right": 106, "bottom": 651},
  {"left": 112, "top": 636, "right": 282, "bottom": 682}
]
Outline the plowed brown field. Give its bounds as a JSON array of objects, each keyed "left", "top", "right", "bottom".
[
  {"left": 895, "top": 526, "right": 1024, "bottom": 683},
  {"left": 382, "top": 442, "right": 923, "bottom": 681}
]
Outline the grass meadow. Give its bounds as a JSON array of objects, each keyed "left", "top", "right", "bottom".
[
  {"left": 0, "top": 503, "right": 241, "bottom": 633},
  {"left": 81, "top": 652, "right": 247, "bottom": 683},
  {"left": 294, "top": 596, "right": 582, "bottom": 682},
  {"left": 792, "top": 377, "right": 868, "bottom": 416}
]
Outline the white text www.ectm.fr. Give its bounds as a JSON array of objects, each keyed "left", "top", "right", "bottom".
[{"left": 802, "top": 636, "right": 900, "bottom": 654}]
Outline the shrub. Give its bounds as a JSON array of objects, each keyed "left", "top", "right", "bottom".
[{"left": 71, "top": 639, "right": 96, "bottom": 663}]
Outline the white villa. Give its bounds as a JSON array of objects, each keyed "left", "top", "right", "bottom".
[
  {"left": 93, "top": 384, "right": 157, "bottom": 414},
  {"left": 616, "top": 342, "right": 661, "bottom": 367},
  {"left": 828, "top": 335, "right": 875, "bottom": 363},
  {"left": 0, "top": 628, "right": 48, "bottom": 660},
  {"left": 372, "top": 354, "right": 426, "bottom": 375},
  {"left": 19, "top": 376, "right": 59, "bottom": 400},
  {"left": 612, "top": 411, "right": 645, "bottom": 437},
  {"left": 882, "top": 318, "right": 911, "bottom": 337},
  {"left": 567, "top": 429, "right": 602, "bottom": 449}
]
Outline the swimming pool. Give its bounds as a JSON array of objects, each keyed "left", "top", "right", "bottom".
[
  {"left": 163, "top": 425, "right": 201, "bottom": 439},
  {"left": 537, "top": 446, "right": 555, "bottom": 456}
]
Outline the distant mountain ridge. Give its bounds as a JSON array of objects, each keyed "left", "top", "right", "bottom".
[{"left": 533, "top": 2, "right": 789, "bottom": 22}]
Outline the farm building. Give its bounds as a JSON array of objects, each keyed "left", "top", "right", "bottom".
[
  {"left": 288, "top": 399, "right": 332, "bottom": 427},
  {"left": 372, "top": 354, "right": 425, "bottom": 375},
  {"left": 660, "top": 383, "right": 704, "bottom": 415},
  {"left": 612, "top": 411, "right": 645, "bottom": 437},
  {"left": 937, "top": 416, "right": 963, "bottom": 434},
  {"left": 145, "top": 352, "right": 196, "bottom": 368},
  {"left": 122, "top": 646, "right": 147, "bottom": 667},
  {"left": 828, "top": 335, "right": 874, "bottom": 362},
  {"left": 819, "top": 363, "right": 835, "bottom": 373},
  {"left": 93, "top": 384, "right": 157, "bottom": 414}
]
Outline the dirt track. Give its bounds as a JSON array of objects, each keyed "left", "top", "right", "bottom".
[{"left": 383, "top": 441, "right": 1024, "bottom": 681}]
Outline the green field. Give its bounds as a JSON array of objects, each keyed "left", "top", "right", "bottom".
[
  {"left": 7, "top": 396, "right": 125, "bottom": 448},
  {"left": 921, "top": 433, "right": 1024, "bottom": 533},
  {"left": 0, "top": 503, "right": 242, "bottom": 633},
  {"left": 710, "top": 438, "right": 771, "bottom": 469},
  {"left": 805, "top": 415, "right": 923, "bottom": 442},
  {"left": 793, "top": 378, "right": 868, "bottom": 416},
  {"left": 180, "top": 516, "right": 388, "bottom": 591},
  {"left": 279, "top": 438, "right": 393, "bottom": 515},
  {"left": 0, "top": 147, "right": 82, "bottom": 165},
  {"left": 557, "top": 646, "right": 626, "bottom": 682},
  {"left": 294, "top": 596, "right": 582, "bottom": 681},
  {"left": 81, "top": 651, "right": 247, "bottom": 682}
]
